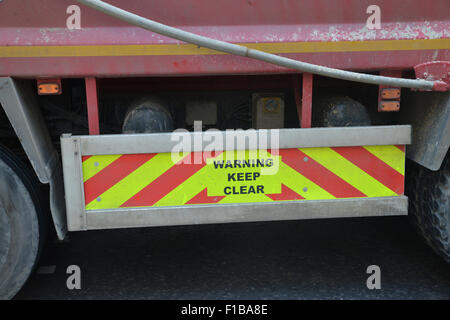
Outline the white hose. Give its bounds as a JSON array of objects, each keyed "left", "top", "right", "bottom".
[{"left": 77, "top": 0, "right": 439, "bottom": 91}]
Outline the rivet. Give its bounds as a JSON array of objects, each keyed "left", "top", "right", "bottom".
[
  {"left": 303, "top": 157, "right": 308, "bottom": 162},
  {"left": 96, "top": 197, "right": 101, "bottom": 202}
]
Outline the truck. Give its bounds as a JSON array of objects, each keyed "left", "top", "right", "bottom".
[{"left": 0, "top": 0, "right": 448, "bottom": 299}]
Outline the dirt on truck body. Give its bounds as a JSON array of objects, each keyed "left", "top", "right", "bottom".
[{"left": 0, "top": 0, "right": 449, "bottom": 299}]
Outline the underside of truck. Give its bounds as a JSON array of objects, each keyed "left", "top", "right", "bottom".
[{"left": 0, "top": 0, "right": 449, "bottom": 299}]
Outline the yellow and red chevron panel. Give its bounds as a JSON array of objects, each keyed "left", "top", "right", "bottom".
[{"left": 81, "top": 145, "right": 405, "bottom": 210}]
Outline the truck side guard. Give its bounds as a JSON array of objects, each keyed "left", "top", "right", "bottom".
[{"left": 60, "top": 126, "right": 411, "bottom": 231}]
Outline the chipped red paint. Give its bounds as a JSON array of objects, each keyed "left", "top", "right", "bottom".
[
  {"left": 415, "top": 61, "right": 450, "bottom": 91},
  {"left": 0, "top": 0, "right": 448, "bottom": 78}
]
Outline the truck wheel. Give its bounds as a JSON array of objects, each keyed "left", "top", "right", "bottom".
[
  {"left": 407, "top": 153, "right": 449, "bottom": 263},
  {"left": 0, "top": 145, "right": 45, "bottom": 299}
]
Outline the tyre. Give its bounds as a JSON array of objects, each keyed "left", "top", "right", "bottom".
[
  {"left": 312, "top": 95, "right": 371, "bottom": 127},
  {"left": 407, "top": 152, "right": 449, "bottom": 263},
  {"left": 0, "top": 144, "right": 46, "bottom": 299}
]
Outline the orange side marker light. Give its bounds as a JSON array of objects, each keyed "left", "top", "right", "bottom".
[{"left": 37, "top": 79, "right": 62, "bottom": 95}]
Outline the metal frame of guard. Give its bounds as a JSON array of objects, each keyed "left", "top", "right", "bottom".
[{"left": 60, "top": 125, "right": 411, "bottom": 231}]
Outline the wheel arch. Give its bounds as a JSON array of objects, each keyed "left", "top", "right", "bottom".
[{"left": 0, "top": 77, "right": 67, "bottom": 239}]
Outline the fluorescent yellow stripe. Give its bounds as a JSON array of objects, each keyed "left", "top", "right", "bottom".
[
  {"left": 84, "top": 145, "right": 404, "bottom": 209},
  {"left": 157, "top": 151, "right": 336, "bottom": 206},
  {"left": 158, "top": 151, "right": 275, "bottom": 206},
  {"left": 248, "top": 39, "right": 450, "bottom": 53},
  {"left": 154, "top": 156, "right": 224, "bottom": 207},
  {"left": 363, "top": 145, "right": 405, "bottom": 175},
  {"left": 0, "top": 44, "right": 221, "bottom": 58},
  {"left": 82, "top": 155, "right": 121, "bottom": 182},
  {"left": 1, "top": 39, "right": 448, "bottom": 58},
  {"left": 277, "top": 162, "right": 335, "bottom": 200},
  {"left": 85, "top": 153, "right": 177, "bottom": 210},
  {"left": 215, "top": 149, "right": 277, "bottom": 204},
  {"left": 155, "top": 167, "right": 208, "bottom": 206},
  {"left": 218, "top": 191, "right": 271, "bottom": 204},
  {"left": 301, "top": 147, "right": 397, "bottom": 197}
]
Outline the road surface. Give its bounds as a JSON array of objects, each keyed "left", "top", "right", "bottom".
[{"left": 15, "top": 216, "right": 450, "bottom": 299}]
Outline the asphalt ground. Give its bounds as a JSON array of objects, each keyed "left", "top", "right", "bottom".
[{"left": 15, "top": 216, "right": 450, "bottom": 300}]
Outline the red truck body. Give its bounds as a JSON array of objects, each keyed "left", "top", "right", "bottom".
[{"left": 0, "top": 0, "right": 449, "bottom": 78}]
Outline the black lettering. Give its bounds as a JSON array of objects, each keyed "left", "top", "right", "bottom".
[
  {"left": 234, "top": 160, "right": 242, "bottom": 168},
  {"left": 224, "top": 187, "right": 231, "bottom": 195},
  {"left": 253, "top": 172, "right": 260, "bottom": 180},
  {"left": 237, "top": 173, "right": 244, "bottom": 181},
  {"left": 257, "top": 185, "right": 264, "bottom": 193},
  {"left": 256, "top": 159, "right": 265, "bottom": 167},
  {"left": 228, "top": 173, "right": 236, "bottom": 181},
  {"left": 213, "top": 160, "right": 224, "bottom": 169}
]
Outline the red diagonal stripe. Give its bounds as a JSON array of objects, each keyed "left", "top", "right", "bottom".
[
  {"left": 121, "top": 151, "right": 221, "bottom": 208},
  {"left": 276, "top": 149, "right": 366, "bottom": 198},
  {"left": 84, "top": 153, "right": 156, "bottom": 205},
  {"left": 395, "top": 145, "right": 405, "bottom": 152},
  {"left": 266, "top": 184, "right": 305, "bottom": 201},
  {"left": 82, "top": 155, "right": 92, "bottom": 162},
  {"left": 331, "top": 146, "right": 404, "bottom": 194},
  {"left": 186, "top": 188, "right": 225, "bottom": 205}
]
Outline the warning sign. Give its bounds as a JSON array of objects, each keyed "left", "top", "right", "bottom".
[
  {"left": 82, "top": 145, "right": 406, "bottom": 210},
  {"left": 204, "top": 150, "right": 281, "bottom": 197}
]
